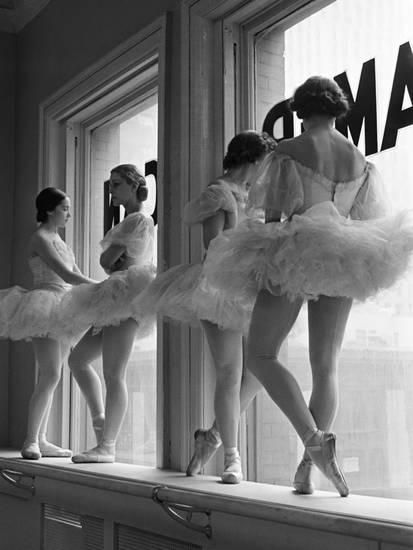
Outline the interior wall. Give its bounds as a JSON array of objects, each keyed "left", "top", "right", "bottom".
[
  {"left": 9, "top": 0, "right": 180, "bottom": 447},
  {"left": 0, "top": 31, "right": 16, "bottom": 445}
]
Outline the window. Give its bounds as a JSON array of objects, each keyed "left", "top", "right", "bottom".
[
  {"left": 74, "top": 98, "right": 158, "bottom": 466},
  {"left": 239, "top": 0, "right": 413, "bottom": 499},
  {"left": 38, "top": 19, "right": 166, "bottom": 467}
]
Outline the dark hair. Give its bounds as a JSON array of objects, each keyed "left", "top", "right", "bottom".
[
  {"left": 289, "top": 76, "right": 349, "bottom": 120},
  {"left": 35, "top": 187, "right": 67, "bottom": 223},
  {"left": 223, "top": 131, "right": 277, "bottom": 171},
  {"left": 111, "top": 164, "right": 148, "bottom": 202}
]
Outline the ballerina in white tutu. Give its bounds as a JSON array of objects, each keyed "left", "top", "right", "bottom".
[
  {"left": 0, "top": 187, "right": 96, "bottom": 459},
  {"left": 67, "top": 164, "right": 155, "bottom": 463},
  {"left": 203, "top": 76, "right": 413, "bottom": 496},
  {"left": 134, "top": 131, "right": 276, "bottom": 483}
]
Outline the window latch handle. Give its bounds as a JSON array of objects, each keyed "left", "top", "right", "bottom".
[
  {"left": 152, "top": 485, "right": 212, "bottom": 539},
  {"left": 0, "top": 469, "right": 36, "bottom": 496}
]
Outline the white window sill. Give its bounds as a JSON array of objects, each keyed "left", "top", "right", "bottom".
[{"left": 0, "top": 450, "right": 412, "bottom": 547}]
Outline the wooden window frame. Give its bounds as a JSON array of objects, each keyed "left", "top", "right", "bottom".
[{"left": 38, "top": 15, "right": 167, "bottom": 465}]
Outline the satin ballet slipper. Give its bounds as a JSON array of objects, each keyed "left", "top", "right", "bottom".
[
  {"left": 39, "top": 441, "right": 72, "bottom": 458},
  {"left": 293, "top": 456, "right": 314, "bottom": 494},
  {"left": 221, "top": 452, "right": 243, "bottom": 484},
  {"left": 306, "top": 432, "right": 349, "bottom": 497},
  {"left": 186, "top": 428, "right": 222, "bottom": 476},
  {"left": 71, "top": 444, "right": 115, "bottom": 464},
  {"left": 21, "top": 441, "right": 41, "bottom": 460}
]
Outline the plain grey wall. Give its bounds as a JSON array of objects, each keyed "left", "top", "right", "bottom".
[{"left": 0, "top": 30, "right": 16, "bottom": 445}]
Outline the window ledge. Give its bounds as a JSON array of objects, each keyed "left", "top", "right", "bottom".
[{"left": 0, "top": 450, "right": 412, "bottom": 547}]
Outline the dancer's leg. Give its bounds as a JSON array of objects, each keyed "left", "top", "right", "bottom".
[
  {"left": 240, "top": 368, "right": 262, "bottom": 414},
  {"left": 37, "top": 341, "right": 72, "bottom": 456},
  {"left": 247, "top": 290, "right": 314, "bottom": 440},
  {"left": 248, "top": 290, "right": 349, "bottom": 496},
  {"left": 22, "top": 338, "right": 64, "bottom": 459},
  {"left": 209, "top": 366, "right": 262, "bottom": 434},
  {"left": 200, "top": 321, "right": 243, "bottom": 483},
  {"left": 201, "top": 321, "right": 243, "bottom": 450},
  {"left": 187, "top": 348, "right": 262, "bottom": 476},
  {"left": 307, "top": 296, "right": 352, "bottom": 430},
  {"left": 72, "top": 319, "right": 137, "bottom": 463},
  {"left": 68, "top": 329, "right": 105, "bottom": 441},
  {"left": 101, "top": 319, "right": 137, "bottom": 444},
  {"left": 294, "top": 296, "right": 352, "bottom": 493}
]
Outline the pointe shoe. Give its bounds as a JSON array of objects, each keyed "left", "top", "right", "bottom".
[
  {"left": 39, "top": 441, "right": 72, "bottom": 458},
  {"left": 306, "top": 432, "right": 349, "bottom": 497},
  {"left": 71, "top": 446, "right": 115, "bottom": 464},
  {"left": 221, "top": 453, "right": 243, "bottom": 484},
  {"left": 186, "top": 428, "right": 222, "bottom": 476},
  {"left": 21, "top": 442, "right": 41, "bottom": 460},
  {"left": 293, "top": 457, "right": 314, "bottom": 495}
]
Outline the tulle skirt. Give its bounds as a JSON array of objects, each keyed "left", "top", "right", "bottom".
[
  {"left": 132, "top": 262, "right": 252, "bottom": 333},
  {"left": 203, "top": 202, "right": 413, "bottom": 302},
  {"left": 57, "top": 265, "right": 156, "bottom": 340},
  {"left": 0, "top": 283, "right": 70, "bottom": 341}
]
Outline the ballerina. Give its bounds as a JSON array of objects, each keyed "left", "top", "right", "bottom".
[
  {"left": 202, "top": 76, "right": 413, "bottom": 496},
  {"left": 0, "top": 187, "right": 96, "bottom": 459},
  {"left": 134, "top": 131, "right": 276, "bottom": 483},
  {"left": 64, "top": 164, "right": 156, "bottom": 463}
]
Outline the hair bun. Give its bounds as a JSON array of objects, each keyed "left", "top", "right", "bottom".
[
  {"left": 223, "top": 131, "right": 276, "bottom": 171},
  {"left": 290, "top": 76, "right": 349, "bottom": 120},
  {"left": 137, "top": 183, "right": 148, "bottom": 202},
  {"left": 35, "top": 187, "right": 67, "bottom": 223}
]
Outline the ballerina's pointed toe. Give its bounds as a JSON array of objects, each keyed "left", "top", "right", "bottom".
[
  {"left": 186, "top": 428, "right": 222, "bottom": 476},
  {"left": 293, "top": 457, "right": 315, "bottom": 495},
  {"left": 306, "top": 432, "right": 349, "bottom": 497}
]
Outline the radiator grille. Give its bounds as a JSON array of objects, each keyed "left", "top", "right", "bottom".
[
  {"left": 116, "top": 523, "right": 202, "bottom": 550},
  {"left": 42, "top": 504, "right": 104, "bottom": 550}
]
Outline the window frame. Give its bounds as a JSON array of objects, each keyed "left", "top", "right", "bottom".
[
  {"left": 38, "top": 15, "right": 167, "bottom": 466},
  {"left": 67, "top": 88, "right": 159, "bottom": 458},
  {"left": 183, "top": 0, "right": 413, "bottom": 499},
  {"left": 24, "top": 0, "right": 413, "bottom": 521},
  {"left": 180, "top": 0, "right": 331, "bottom": 479}
]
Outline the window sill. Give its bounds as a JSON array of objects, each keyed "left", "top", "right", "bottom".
[{"left": 0, "top": 450, "right": 412, "bottom": 547}]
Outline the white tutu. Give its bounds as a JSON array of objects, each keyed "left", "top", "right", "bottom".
[
  {"left": 53, "top": 213, "right": 156, "bottom": 341},
  {"left": 204, "top": 202, "right": 413, "bottom": 302},
  {"left": 0, "top": 284, "right": 69, "bottom": 341},
  {"left": 133, "top": 264, "right": 201, "bottom": 327},
  {"left": 133, "top": 180, "right": 253, "bottom": 332},
  {"left": 57, "top": 265, "right": 156, "bottom": 340},
  {"left": 133, "top": 263, "right": 252, "bottom": 333}
]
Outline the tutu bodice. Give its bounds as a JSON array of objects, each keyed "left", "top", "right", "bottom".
[
  {"left": 249, "top": 149, "right": 388, "bottom": 222},
  {"left": 29, "top": 239, "right": 74, "bottom": 290},
  {"left": 184, "top": 179, "right": 248, "bottom": 228},
  {"left": 56, "top": 212, "right": 156, "bottom": 339},
  {"left": 132, "top": 179, "right": 254, "bottom": 333},
  {"left": 203, "top": 133, "right": 413, "bottom": 303},
  {"left": 100, "top": 212, "right": 154, "bottom": 266},
  {"left": 0, "top": 237, "right": 76, "bottom": 342}
]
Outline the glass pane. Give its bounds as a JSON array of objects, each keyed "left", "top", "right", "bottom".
[
  {"left": 253, "top": 0, "right": 413, "bottom": 498},
  {"left": 80, "top": 96, "right": 158, "bottom": 466}
]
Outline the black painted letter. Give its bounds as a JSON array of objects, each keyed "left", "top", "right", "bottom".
[
  {"left": 335, "top": 59, "right": 378, "bottom": 155},
  {"left": 262, "top": 99, "right": 294, "bottom": 141},
  {"left": 381, "top": 41, "right": 413, "bottom": 151}
]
